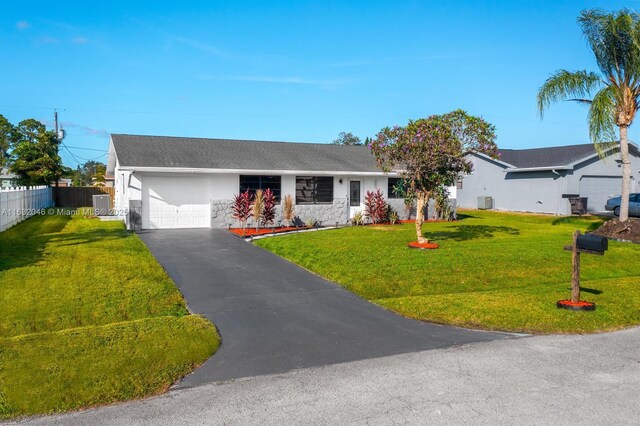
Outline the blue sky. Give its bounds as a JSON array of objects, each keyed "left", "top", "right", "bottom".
[{"left": 1, "top": 0, "right": 637, "bottom": 167}]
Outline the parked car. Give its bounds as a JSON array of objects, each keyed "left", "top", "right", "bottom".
[{"left": 605, "top": 193, "right": 640, "bottom": 217}]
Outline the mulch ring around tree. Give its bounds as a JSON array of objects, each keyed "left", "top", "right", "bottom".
[
  {"left": 229, "top": 226, "right": 311, "bottom": 237},
  {"left": 591, "top": 218, "right": 640, "bottom": 243},
  {"left": 407, "top": 241, "right": 440, "bottom": 250},
  {"left": 557, "top": 299, "right": 596, "bottom": 311}
]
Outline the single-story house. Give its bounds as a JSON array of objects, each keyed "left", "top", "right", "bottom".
[
  {"left": 457, "top": 143, "right": 640, "bottom": 215},
  {"left": 106, "top": 134, "right": 420, "bottom": 229},
  {"left": 0, "top": 170, "right": 16, "bottom": 188}
]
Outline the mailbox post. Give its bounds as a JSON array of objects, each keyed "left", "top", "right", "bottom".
[{"left": 559, "top": 230, "right": 608, "bottom": 311}]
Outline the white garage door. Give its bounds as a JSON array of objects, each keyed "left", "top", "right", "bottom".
[
  {"left": 142, "top": 176, "right": 212, "bottom": 229},
  {"left": 579, "top": 176, "right": 622, "bottom": 213}
]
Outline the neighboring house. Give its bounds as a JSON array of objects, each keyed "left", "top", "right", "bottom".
[
  {"left": 103, "top": 173, "right": 115, "bottom": 188},
  {"left": 56, "top": 178, "right": 72, "bottom": 187},
  {"left": 457, "top": 143, "right": 640, "bottom": 215},
  {"left": 0, "top": 170, "right": 16, "bottom": 188},
  {"left": 106, "top": 134, "right": 409, "bottom": 230}
]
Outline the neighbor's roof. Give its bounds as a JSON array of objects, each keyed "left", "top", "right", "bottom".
[
  {"left": 110, "top": 134, "right": 384, "bottom": 173},
  {"left": 498, "top": 143, "right": 621, "bottom": 169}
]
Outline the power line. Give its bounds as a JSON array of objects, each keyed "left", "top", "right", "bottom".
[{"left": 64, "top": 145, "right": 108, "bottom": 152}]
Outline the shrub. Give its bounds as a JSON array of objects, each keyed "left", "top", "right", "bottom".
[
  {"left": 232, "top": 190, "right": 253, "bottom": 232},
  {"left": 252, "top": 189, "right": 264, "bottom": 230},
  {"left": 351, "top": 211, "right": 364, "bottom": 226},
  {"left": 364, "top": 189, "right": 388, "bottom": 224},
  {"left": 282, "top": 194, "right": 295, "bottom": 226},
  {"left": 434, "top": 186, "right": 456, "bottom": 221},
  {"left": 261, "top": 188, "right": 277, "bottom": 227},
  {"left": 388, "top": 209, "right": 399, "bottom": 224}
]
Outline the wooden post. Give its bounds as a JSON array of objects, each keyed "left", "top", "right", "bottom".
[{"left": 571, "top": 230, "right": 581, "bottom": 303}]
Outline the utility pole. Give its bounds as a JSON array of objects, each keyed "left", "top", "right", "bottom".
[{"left": 53, "top": 109, "right": 63, "bottom": 188}]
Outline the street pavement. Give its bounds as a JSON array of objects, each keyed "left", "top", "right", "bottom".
[{"left": 15, "top": 326, "right": 640, "bottom": 425}]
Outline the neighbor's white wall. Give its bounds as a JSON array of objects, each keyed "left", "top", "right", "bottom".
[{"left": 213, "top": 173, "right": 239, "bottom": 200}]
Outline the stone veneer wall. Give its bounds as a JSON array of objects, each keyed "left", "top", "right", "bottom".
[
  {"left": 210, "top": 198, "right": 349, "bottom": 228},
  {"left": 387, "top": 198, "right": 456, "bottom": 221}
]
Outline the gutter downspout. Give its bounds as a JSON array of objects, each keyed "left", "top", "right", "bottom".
[{"left": 551, "top": 169, "right": 562, "bottom": 215}]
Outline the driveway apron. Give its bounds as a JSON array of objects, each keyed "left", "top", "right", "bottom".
[{"left": 137, "top": 229, "right": 510, "bottom": 388}]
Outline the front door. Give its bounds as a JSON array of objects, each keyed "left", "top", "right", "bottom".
[{"left": 349, "top": 180, "right": 363, "bottom": 219}]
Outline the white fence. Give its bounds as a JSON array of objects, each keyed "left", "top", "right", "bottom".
[{"left": 0, "top": 186, "right": 53, "bottom": 232}]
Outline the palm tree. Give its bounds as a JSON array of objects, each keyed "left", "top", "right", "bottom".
[{"left": 537, "top": 9, "right": 640, "bottom": 222}]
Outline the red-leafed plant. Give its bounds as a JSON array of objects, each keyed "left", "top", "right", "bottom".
[
  {"left": 364, "top": 189, "right": 388, "bottom": 224},
  {"left": 232, "top": 190, "right": 253, "bottom": 234},
  {"left": 261, "top": 188, "right": 277, "bottom": 227}
]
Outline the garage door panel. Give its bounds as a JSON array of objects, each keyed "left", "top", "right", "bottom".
[
  {"left": 143, "top": 176, "right": 212, "bottom": 229},
  {"left": 579, "top": 176, "right": 623, "bottom": 213}
]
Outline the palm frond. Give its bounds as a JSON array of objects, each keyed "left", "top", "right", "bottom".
[
  {"left": 567, "top": 98, "right": 593, "bottom": 104},
  {"left": 579, "top": 9, "right": 640, "bottom": 89},
  {"left": 588, "top": 86, "right": 618, "bottom": 157},
  {"left": 537, "top": 70, "right": 602, "bottom": 117}
]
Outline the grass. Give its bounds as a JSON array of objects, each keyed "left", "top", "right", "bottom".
[
  {"left": 0, "top": 211, "right": 220, "bottom": 419},
  {"left": 256, "top": 210, "right": 640, "bottom": 334}
]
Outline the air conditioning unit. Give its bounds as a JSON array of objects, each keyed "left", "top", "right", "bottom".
[
  {"left": 477, "top": 196, "right": 493, "bottom": 210},
  {"left": 92, "top": 194, "right": 111, "bottom": 216}
]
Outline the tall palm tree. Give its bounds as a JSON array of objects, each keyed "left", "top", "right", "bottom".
[{"left": 537, "top": 9, "right": 640, "bottom": 222}]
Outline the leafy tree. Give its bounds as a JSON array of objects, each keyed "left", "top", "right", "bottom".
[
  {"left": 332, "top": 131, "right": 362, "bottom": 146},
  {"left": 10, "top": 119, "right": 63, "bottom": 186},
  {"left": 71, "top": 161, "right": 107, "bottom": 186},
  {"left": 537, "top": 9, "right": 640, "bottom": 222},
  {"left": 371, "top": 110, "right": 497, "bottom": 244},
  {"left": 0, "top": 115, "right": 17, "bottom": 172},
  {"left": 93, "top": 163, "right": 106, "bottom": 187}
]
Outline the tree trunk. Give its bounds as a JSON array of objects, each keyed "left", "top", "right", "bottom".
[
  {"left": 619, "top": 125, "right": 631, "bottom": 222},
  {"left": 415, "top": 192, "right": 427, "bottom": 243},
  {"left": 571, "top": 230, "right": 581, "bottom": 303}
]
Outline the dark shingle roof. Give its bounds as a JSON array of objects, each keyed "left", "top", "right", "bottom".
[
  {"left": 498, "top": 144, "right": 600, "bottom": 168},
  {"left": 111, "top": 134, "right": 382, "bottom": 173}
]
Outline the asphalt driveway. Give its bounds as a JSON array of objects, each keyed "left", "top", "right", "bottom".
[{"left": 137, "top": 229, "right": 510, "bottom": 387}]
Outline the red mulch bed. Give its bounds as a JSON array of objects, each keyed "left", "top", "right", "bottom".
[
  {"left": 398, "top": 219, "right": 457, "bottom": 224},
  {"left": 591, "top": 218, "right": 640, "bottom": 243},
  {"left": 557, "top": 299, "right": 596, "bottom": 311},
  {"left": 229, "top": 226, "right": 311, "bottom": 237},
  {"left": 407, "top": 241, "right": 440, "bottom": 250}
]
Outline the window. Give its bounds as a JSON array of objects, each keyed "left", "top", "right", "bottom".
[
  {"left": 239, "top": 175, "right": 281, "bottom": 201},
  {"left": 456, "top": 179, "right": 463, "bottom": 190},
  {"left": 296, "top": 176, "right": 333, "bottom": 204},
  {"left": 349, "top": 181, "right": 361, "bottom": 206},
  {"left": 387, "top": 177, "right": 402, "bottom": 199}
]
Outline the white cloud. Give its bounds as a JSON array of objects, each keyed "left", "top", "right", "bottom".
[
  {"left": 61, "top": 121, "right": 109, "bottom": 138},
  {"left": 16, "top": 20, "right": 30, "bottom": 30},
  {"left": 199, "top": 75, "right": 350, "bottom": 88},
  {"left": 169, "top": 35, "right": 230, "bottom": 58},
  {"left": 71, "top": 36, "right": 88, "bottom": 45}
]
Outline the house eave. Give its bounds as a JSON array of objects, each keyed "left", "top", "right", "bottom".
[
  {"left": 504, "top": 166, "right": 571, "bottom": 173},
  {"left": 117, "top": 166, "right": 396, "bottom": 176}
]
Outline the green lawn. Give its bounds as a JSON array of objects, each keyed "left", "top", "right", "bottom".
[
  {"left": 256, "top": 210, "right": 640, "bottom": 334},
  {"left": 0, "top": 212, "right": 219, "bottom": 419}
]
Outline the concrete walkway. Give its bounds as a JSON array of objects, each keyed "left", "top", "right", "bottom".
[
  {"left": 17, "top": 326, "right": 640, "bottom": 425},
  {"left": 136, "top": 229, "right": 509, "bottom": 387}
]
